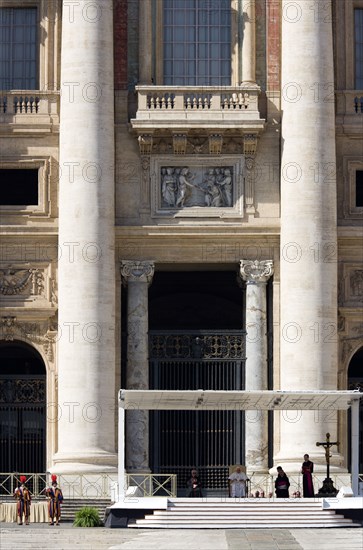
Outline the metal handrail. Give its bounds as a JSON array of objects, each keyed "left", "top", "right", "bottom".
[
  {"left": 0, "top": 471, "right": 360, "bottom": 499},
  {"left": 125, "top": 473, "right": 177, "bottom": 497},
  {"left": 0, "top": 473, "right": 116, "bottom": 499}
]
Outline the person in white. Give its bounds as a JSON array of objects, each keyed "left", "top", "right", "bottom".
[{"left": 228, "top": 466, "right": 249, "bottom": 498}]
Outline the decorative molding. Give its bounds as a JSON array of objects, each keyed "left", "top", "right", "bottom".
[
  {"left": 140, "top": 155, "right": 151, "bottom": 213},
  {"left": 120, "top": 260, "right": 155, "bottom": 285},
  {"left": 239, "top": 260, "right": 274, "bottom": 284},
  {"left": 1, "top": 316, "right": 17, "bottom": 340},
  {"left": 243, "top": 134, "right": 258, "bottom": 215},
  {"left": 243, "top": 133, "right": 258, "bottom": 157},
  {"left": 209, "top": 134, "right": 223, "bottom": 155},
  {"left": 138, "top": 134, "right": 153, "bottom": 155},
  {"left": 172, "top": 134, "right": 187, "bottom": 155}
]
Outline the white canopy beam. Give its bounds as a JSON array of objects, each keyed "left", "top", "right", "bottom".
[{"left": 117, "top": 389, "right": 362, "bottom": 496}]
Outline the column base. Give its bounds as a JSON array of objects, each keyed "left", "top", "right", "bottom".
[{"left": 51, "top": 451, "right": 118, "bottom": 474}]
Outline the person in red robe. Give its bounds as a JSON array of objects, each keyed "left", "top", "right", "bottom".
[
  {"left": 14, "top": 476, "right": 31, "bottom": 525},
  {"left": 46, "top": 474, "right": 63, "bottom": 525}
]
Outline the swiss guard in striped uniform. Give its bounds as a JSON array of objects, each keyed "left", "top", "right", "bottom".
[
  {"left": 46, "top": 474, "right": 63, "bottom": 525},
  {"left": 14, "top": 475, "right": 31, "bottom": 525}
]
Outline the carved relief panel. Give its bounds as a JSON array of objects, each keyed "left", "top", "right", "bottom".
[
  {"left": 341, "top": 263, "right": 363, "bottom": 306},
  {"left": 0, "top": 263, "right": 55, "bottom": 307},
  {"left": 151, "top": 156, "right": 244, "bottom": 219}
]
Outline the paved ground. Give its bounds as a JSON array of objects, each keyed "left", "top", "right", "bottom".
[{"left": 0, "top": 524, "right": 362, "bottom": 550}]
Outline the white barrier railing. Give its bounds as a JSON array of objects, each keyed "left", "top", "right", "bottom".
[
  {"left": 0, "top": 473, "right": 116, "bottom": 499},
  {"left": 0, "top": 471, "right": 358, "bottom": 499},
  {"left": 125, "top": 473, "right": 177, "bottom": 498}
]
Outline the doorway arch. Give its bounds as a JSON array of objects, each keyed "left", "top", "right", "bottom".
[
  {"left": 348, "top": 345, "right": 363, "bottom": 473},
  {"left": 0, "top": 341, "right": 46, "bottom": 473}
]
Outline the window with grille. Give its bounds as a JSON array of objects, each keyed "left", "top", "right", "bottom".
[
  {"left": 163, "top": 0, "right": 231, "bottom": 86},
  {"left": 0, "top": 7, "right": 38, "bottom": 90},
  {"left": 355, "top": 8, "right": 363, "bottom": 89}
]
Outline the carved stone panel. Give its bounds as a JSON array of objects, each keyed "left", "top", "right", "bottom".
[
  {"left": 151, "top": 155, "right": 244, "bottom": 219},
  {"left": 342, "top": 263, "right": 363, "bottom": 305},
  {"left": 0, "top": 263, "right": 54, "bottom": 306}
]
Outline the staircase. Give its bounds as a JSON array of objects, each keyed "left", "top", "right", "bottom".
[
  {"left": 60, "top": 499, "right": 112, "bottom": 522},
  {"left": 129, "top": 498, "right": 361, "bottom": 528}
]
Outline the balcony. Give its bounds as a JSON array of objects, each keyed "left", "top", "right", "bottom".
[
  {"left": 131, "top": 85, "right": 265, "bottom": 134},
  {"left": 0, "top": 91, "right": 60, "bottom": 134}
]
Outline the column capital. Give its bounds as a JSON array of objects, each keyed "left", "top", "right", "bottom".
[
  {"left": 121, "top": 260, "right": 155, "bottom": 285},
  {"left": 239, "top": 260, "right": 274, "bottom": 284}
]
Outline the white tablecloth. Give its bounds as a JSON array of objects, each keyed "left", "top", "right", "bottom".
[{"left": 0, "top": 501, "right": 48, "bottom": 523}]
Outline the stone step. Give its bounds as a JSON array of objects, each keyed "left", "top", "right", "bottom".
[
  {"left": 131, "top": 521, "right": 361, "bottom": 529},
  {"left": 130, "top": 500, "right": 361, "bottom": 529}
]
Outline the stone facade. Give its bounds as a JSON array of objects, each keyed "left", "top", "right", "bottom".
[{"left": 0, "top": 0, "right": 362, "bottom": 489}]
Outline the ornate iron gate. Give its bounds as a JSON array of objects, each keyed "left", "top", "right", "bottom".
[
  {"left": 149, "top": 330, "right": 245, "bottom": 491},
  {"left": 0, "top": 375, "right": 46, "bottom": 473}
]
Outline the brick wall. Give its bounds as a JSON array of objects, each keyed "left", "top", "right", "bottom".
[{"left": 114, "top": 0, "right": 128, "bottom": 90}]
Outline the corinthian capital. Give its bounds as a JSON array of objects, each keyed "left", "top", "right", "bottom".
[
  {"left": 121, "top": 260, "right": 155, "bottom": 285},
  {"left": 239, "top": 260, "right": 274, "bottom": 284}
]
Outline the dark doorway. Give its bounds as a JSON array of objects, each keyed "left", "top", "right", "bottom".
[
  {"left": 149, "top": 270, "right": 245, "bottom": 492},
  {"left": 348, "top": 347, "right": 363, "bottom": 473},
  {"left": 0, "top": 341, "right": 46, "bottom": 474}
]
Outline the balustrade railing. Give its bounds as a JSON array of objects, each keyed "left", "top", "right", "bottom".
[
  {"left": 132, "top": 85, "right": 262, "bottom": 126},
  {"left": 0, "top": 91, "right": 59, "bottom": 121}
]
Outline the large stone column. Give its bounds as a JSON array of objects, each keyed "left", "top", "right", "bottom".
[
  {"left": 54, "top": 1, "right": 117, "bottom": 473},
  {"left": 121, "top": 261, "right": 155, "bottom": 473},
  {"left": 278, "top": 0, "right": 341, "bottom": 471},
  {"left": 240, "top": 260, "right": 274, "bottom": 472}
]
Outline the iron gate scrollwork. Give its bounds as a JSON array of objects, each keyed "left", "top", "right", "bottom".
[
  {"left": 0, "top": 375, "right": 46, "bottom": 474},
  {"left": 149, "top": 330, "right": 246, "bottom": 492}
]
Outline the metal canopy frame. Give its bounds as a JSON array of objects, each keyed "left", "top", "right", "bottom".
[{"left": 117, "top": 389, "right": 362, "bottom": 498}]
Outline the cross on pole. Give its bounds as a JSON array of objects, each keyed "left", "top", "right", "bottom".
[{"left": 316, "top": 432, "right": 339, "bottom": 496}]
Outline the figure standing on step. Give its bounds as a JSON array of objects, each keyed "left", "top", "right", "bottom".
[
  {"left": 14, "top": 475, "right": 31, "bottom": 525},
  {"left": 186, "top": 468, "right": 203, "bottom": 497},
  {"left": 46, "top": 474, "right": 63, "bottom": 525},
  {"left": 301, "top": 454, "right": 315, "bottom": 497},
  {"left": 274, "top": 466, "right": 290, "bottom": 498},
  {"left": 228, "top": 466, "right": 249, "bottom": 498}
]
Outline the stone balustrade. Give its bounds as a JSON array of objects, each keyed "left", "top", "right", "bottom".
[
  {"left": 132, "top": 85, "right": 264, "bottom": 131},
  {"left": 0, "top": 91, "right": 60, "bottom": 131}
]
